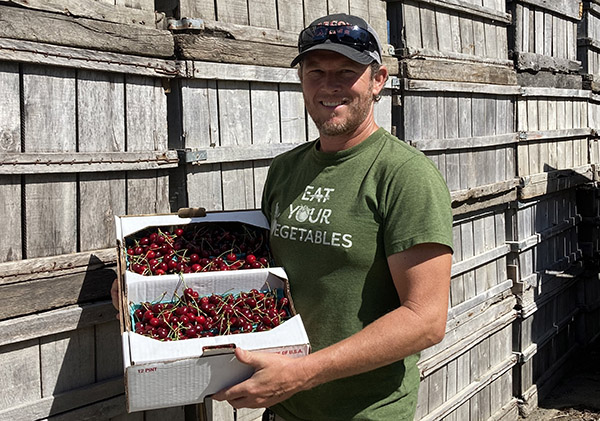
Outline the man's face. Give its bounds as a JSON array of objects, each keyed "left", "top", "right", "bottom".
[{"left": 299, "top": 50, "right": 381, "bottom": 137}]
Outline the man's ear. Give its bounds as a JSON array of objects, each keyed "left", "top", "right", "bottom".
[
  {"left": 373, "top": 65, "right": 388, "bottom": 96},
  {"left": 297, "top": 65, "right": 303, "bottom": 82}
]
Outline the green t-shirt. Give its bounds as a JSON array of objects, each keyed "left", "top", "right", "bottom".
[{"left": 261, "top": 128, "right": 454, "bottom": 421}]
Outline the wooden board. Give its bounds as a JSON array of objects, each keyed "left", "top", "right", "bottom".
[
  {"left": 0, "top": 4, "right": 174, "bottom": 58},
  {"left": 276, "top": 0, "right": 304, "bottom": 32},
  {"left": 22, "top": 65, "right": 77, "bottom": 259},
  {"left": 125, "top": 75, "right": 170, "bottom": 215},
  {"left": 216, "top": 0, "right": 249, "bottom": 25},
  {"left": 0, "top": 61, "right": 21, "bottom": 263},
  {"left": 78, "top": 70, "right": 127, "bottom": 251},
  {"left": 1, "top": 0, "right": 155, "bottom": 26}
]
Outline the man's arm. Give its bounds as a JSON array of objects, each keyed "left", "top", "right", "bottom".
[{"left": 212, "top": 242, "right": 452, "bottom": 409}]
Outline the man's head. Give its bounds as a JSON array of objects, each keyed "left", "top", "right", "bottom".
[{"left": 291, "top": 13, "right": 383, "bottom": 68}]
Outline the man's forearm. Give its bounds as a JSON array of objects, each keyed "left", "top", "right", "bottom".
[{"left": 296, "top": 303, "right": 446, "bottom": 392}]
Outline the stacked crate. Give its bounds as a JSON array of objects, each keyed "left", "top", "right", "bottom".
[
  {"left": 0, "top": 1, "right": 185, "bottom": 420},
  {"left": 505, "top": 1, "right": 591, "bottom": 415},
  {"left": 387, "top": 0, "right": 520, "bottom": 419},
  {"left": 575, "top": 183, "right": 600, "bottom": 346},
  {"left": 507, "top": 190, "right": 584, "bottom": 415},
  {"left": 165, "top": 0, "right": 397, "bottom": 213},
  {"left": 579, "top": 1, "right": 600, "bottom": 92}
]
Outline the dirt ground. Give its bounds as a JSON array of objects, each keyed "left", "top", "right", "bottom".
[{"left": 521, "top": 337, "right": 600, "bottom": 421}]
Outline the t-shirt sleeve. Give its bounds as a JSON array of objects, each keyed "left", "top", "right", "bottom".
[{"left": 382, "top": 154, "right": 454, "bottom": 256}]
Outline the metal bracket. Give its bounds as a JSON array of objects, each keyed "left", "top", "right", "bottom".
[
  {"left": 181, "top": 149, "right": 208, "bottom": 164},
  {"left": 167, "top": 18, "right": 205, "bottom": 31}
]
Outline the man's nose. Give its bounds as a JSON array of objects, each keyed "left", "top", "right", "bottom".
[{"left": 322, "top": 72, "right": 341, "bottom": 91}]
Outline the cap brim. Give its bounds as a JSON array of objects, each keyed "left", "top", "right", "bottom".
[{"left": 290, "top": 43, "right": 377, "bottom": 67}]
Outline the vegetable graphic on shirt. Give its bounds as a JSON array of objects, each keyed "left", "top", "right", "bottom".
[
  {"left": 295, "top": 205, "right": 310, "bottom": 222},
  {"left": 289, "top": 204, "right": 332, "bottom": 224}
]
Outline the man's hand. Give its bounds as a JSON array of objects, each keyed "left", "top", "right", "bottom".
[
  {"left": 211, "top": 348, "right": 311, "bottom": 409},
  {"left": 111, "top": 278, "right": 120, "bottom": 319}
]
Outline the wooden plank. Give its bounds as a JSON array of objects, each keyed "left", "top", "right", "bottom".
[
  {"left": 248, "top": 0, "right": 278, "bottom": 28},
  {"left": 459, "top": 13, "right": 475, "bottom": 55},
  {"left": 1, "top": 0, "right": 155, "bottom": 26},
  {"left": 472, "top": 217, "right": 488, "bottom": 294},
  {"left": 0, "top": 5, "right": 173, "bottom": 58},
  {"left": 522, "top": 3, "right": 531, "bottom": 53},
  {"left": 367, "top": 0, "right": 389, "bottom": 45},
  {"left": 215, "top": 0, "right": 249, "bottom": 25},
  {"left": 218, "top": 80, "right": 255, "bottom": 210},
  {"left": 125, "top": 75, "right": 170, "bottom": 215},
  {"left": 448, "top": 10, "right": 462, "bottom": 54},
  {"left": 145, "top": 405, "right": 187, "bottom": 421},
  {"left": 251, "top": 80, "right": 280, "bottom": 209},
  {"left": 96, "top": 320, "right": 124, "bottom": 381},
  {"left": 0, "top": 339, "right": 41, "bottom": 409},
  {"left": 483, "top": 19, "right": 499, "bottom": 59},
  {"left": 0, "top": 302, "right": 115, "bottom": 347},
  {"left": 450, "top": 226, "right": 465, "bottom": 306},
  {"left": 0, "top": 266, "right": 116, "bottom": 320},
  {"left": 115, "top": 0, "right": 154, "bottom": 11},
  {"left": 386, "top": 0, "right": 512, "bottom": 23},
  {"left": 460, "top": 222, "right": 477, "bottom": 302},
  {"left": 436, "top": 9, "right": 454, "bottom": 53},
  {"left": 22, "top": 65, "right": 77, "bottom": 259},
  {"left": 0, "top": 38, "right": 178, "bottom": 78},
  {"left": 188, "top": 61, "right": 299, "bottom": 84},
  {"left": 0, "top": 247, "right": 116, "bottom": 283},
  {"left": 40, "top": 328, "right": 96, "bottom": 396},
  {"left": 77, "top": 71, "right": 126, "bottom": 251},
  {"left": 473, "top": 18, "right": 486, "bottom": 57},
  {"left": 457, "top": 95, "right": 473, "bottom": 190},
  {"left": 328, "top": 0, "right": 350, "bottom": 14},
  {"left": 0, "top": 151, "right": 179, "bottom": 174},
  {"left": 175, "top": 34, "right": 297, "bottom": 68},
  {"left": 444, "top": 95, "right": 461, "bottom": 191},
  {"left": 277, "top": 0, "right": 305, "bottom": 32},
  {"left": 403, "top": 1, "right": 423, "bottom": 49},
  {"left": 514, "top": 3, "right": 524, "bottom": 53},
  {"left": 0, "top": 61, "right": 21, "bottom": 263},
  {"left": 303, "top": 0, "right": 328, "bottom": 27},
  {"left": 251, "top": 82, "right": 281, "bottom": 146},
  {"left": 0, "top": 379, "right": 127, "bottom": 421},
  {"left": 404, "top": 79, "right": 521, "bottom": 95},
  {"left": 182, "top": 79, "right": 223, "bottom": 211},
  {"left": 421, "top": 3, "right": 438, "bottom": 51},
  {"left": 410, "top": 133, "right": 518, "bottom": 151}
]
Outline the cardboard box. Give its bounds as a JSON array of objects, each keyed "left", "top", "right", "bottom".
[{"left": 115, "top": 210, "right": 310, "bottom": 412}]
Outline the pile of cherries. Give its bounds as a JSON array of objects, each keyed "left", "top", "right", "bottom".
[
  {"left": 132, "top": 286, "right": 291, "bottom": 340},
  {"left": 125, "top": 222, "right": 272, "bottom": 276}
]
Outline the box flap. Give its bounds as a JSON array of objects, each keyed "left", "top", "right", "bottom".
[
  {"left": 127, "top": 314, "right": 309, "bottom": 364},
  {"left": 126, "top": 351, "right": 253, "bottom": 412},
  {"left": 116, "top": 210, "right": 269, "bottom": 239}
]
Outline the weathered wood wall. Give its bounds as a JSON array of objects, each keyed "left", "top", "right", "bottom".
[{"left": 2, "top": 0, "right": 600, "bottom": 420}]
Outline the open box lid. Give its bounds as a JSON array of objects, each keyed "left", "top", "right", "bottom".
[{"left": 115, "top": 209, "right": 269, "bottom": 241}]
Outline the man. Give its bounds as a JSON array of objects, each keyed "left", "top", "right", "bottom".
[{"left": 212, "top": 13, "right": 454, "bottom": 421}]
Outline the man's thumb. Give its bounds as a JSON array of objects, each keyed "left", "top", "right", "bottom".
[{"left": 235, "top": 347, "right": 252, "bottom": 364}]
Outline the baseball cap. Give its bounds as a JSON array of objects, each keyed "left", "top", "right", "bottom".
[{"left": 291, "top": 13, "right": 383, "bottom": 67}]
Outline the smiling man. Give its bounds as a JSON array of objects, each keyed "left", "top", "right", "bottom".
[{"left": 212, "top": 13, "right": 454, "bottom": 421}]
